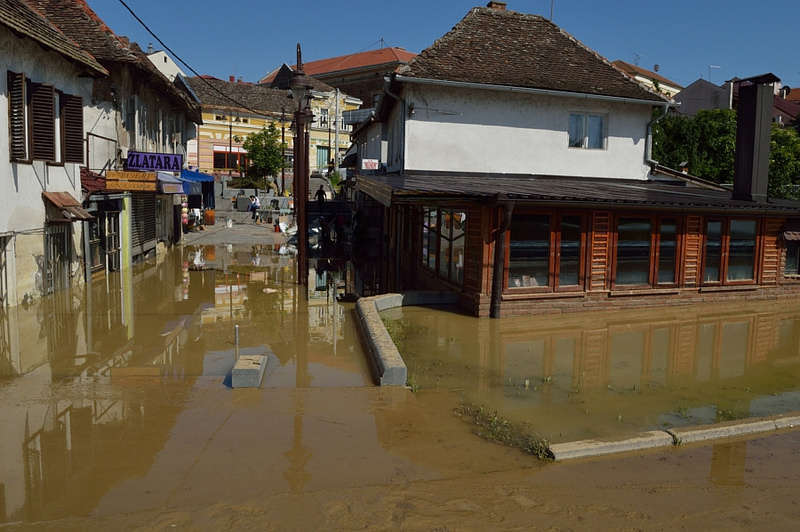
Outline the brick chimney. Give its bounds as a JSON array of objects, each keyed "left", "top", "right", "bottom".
[
  {"left": 486, "top": 1, "right": 507, "bottom": 10},
  {"left": 733, "top": 73, "right": 779, "bottom": 202},
  {"left": 229, "top": 75, "right": 235, "bottom": 83}
]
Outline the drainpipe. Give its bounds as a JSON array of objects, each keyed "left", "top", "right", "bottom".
[
  {"left": 645, "top": 102, "right": 671, "bottom": 168},
  {"left": 490, "top": 196, "right": 514, "bottom": 319}
]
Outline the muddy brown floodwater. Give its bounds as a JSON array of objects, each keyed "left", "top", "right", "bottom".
[
  {"left": 2, "top": 242, "right": 800, "bottom": 529},
  {"left": 383, "top": 300, "right": 800, "bottom": 444}
]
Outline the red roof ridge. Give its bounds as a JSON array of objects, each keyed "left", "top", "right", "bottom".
[
  {"left": 612, "top": 60, "right": 683, "bottom": 90},
  {"left": 259, "top": 46, "right": 416, "bottom": 83}
]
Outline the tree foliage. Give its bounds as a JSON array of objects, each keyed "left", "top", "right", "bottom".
[
  {"left": 653, "top": 109, "right": 800, "bottom": 198},
  {"left": 241, "top": 123, "right": 285, "bottom": 187}
]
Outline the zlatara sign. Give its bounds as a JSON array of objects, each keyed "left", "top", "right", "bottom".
[{"left": 126, "top": 151, "right": 183, "bottom": 171}]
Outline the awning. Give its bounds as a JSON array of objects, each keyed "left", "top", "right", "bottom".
[
  {"left": 181, "top": 169, "right": 215, "bottom": 183},
  {"left": 42, "top": 191, "right": 93, "bottom": 222},
  {"left": 158, "top": 172, "right": 184, "bottom": 194},
  {"left": 340, "top": 152, "right": 357, "bottom": 168}
]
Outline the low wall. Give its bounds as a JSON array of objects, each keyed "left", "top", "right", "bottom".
[{"left": 355, "top": 291, "right": 459, "bottom": 386}]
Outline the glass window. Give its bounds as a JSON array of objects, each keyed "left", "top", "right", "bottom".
[
  {"left": 704, "top": 221, "right": 723, "bottom": 282},
  {"left": 509, "top": 215, "right": 551, "bottom": 288},
  {"left": 422, "top": 209, "right": 431, "bottom": 267},
  {"left": 728, "top": 219, "right": 757, "bottom": 281},
  {"left": 559, "top": 216, "right": 582, "bottom": 286},
  {"left": 616, "top": 218, "right": 651, "bottom": 285},
  {"left": 439, "top": 212, "right": 452, "bottom": 279},
  {"left": 658, "top": 219, "right": 678, "bottom": 284},
  {"left": 568, "top": 114, "right": 584, "bottom": 148},
  {"left": 587, "top": 115, "right": 605, "bottom": 149},
  {"left": 427, "top": 209, "right": 438, "bottom": 270},
  {"left": 452, "top": 212, "right": 466, "bottom": 285},
  {"left": 213, "top": 151, "right": 227, "bottom": 169},
  {"left": 786, "top": 242, "right": 800, "bottom": 275}
]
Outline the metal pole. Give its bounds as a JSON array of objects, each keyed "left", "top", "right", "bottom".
[
  {"left": 234, "top": 324, "right": 240, "bottom": 360},
  {"left": 334, "top": 88, "right": 340, "bottom": 169},
  {"left": 295, "top": 103, "right": 308, "bottom": 289},
  {"left": 228, "top": 115, "right": 233, "bottom": 181},
  {"left": 550, "top": 0, "right": 554, "bottom": 20},
  {"left": 281, "top": 108, "right": 286, "bottom": 196}
]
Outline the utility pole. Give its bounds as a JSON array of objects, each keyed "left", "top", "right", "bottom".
[{"left": 334, "top": 88, "right": 340, "bottom": 169}]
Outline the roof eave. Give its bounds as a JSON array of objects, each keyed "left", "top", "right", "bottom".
[{"left": 395, "top": 75, "right": 671, "bottom": 105}]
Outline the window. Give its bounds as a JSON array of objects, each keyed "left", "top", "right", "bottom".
[
  {"left": 215, "top": 114, "right": 225, "bottom": 121},
  {"left": 60, "top": 93, "right": 83, "bottom": 163},
  {"left": 568, "top": 113, "right": 606, "bottom": 149},
  {"left": 786, "top": 242, "right": 800, "bottom": 276},
  {"left": 507, "top": 212, "right": 585, "bottom": 291},
  {"left": 421, "top": 207, "right": 466, "bottom": 285},
  {"left": 213, "top": 151, "right": 247, "bottom": 170},
  {"left": 319, "top": 108, "right": 329, "bottom": 128},
  {"left": 615, "top": 218, "right": 651, "bottom": 286},
  {"left": 613, "top": 215, "right": 681, "bottom": 288},
  {"left": 702, "top": 218, "right": 759, "bottom": 284},
  {"left": 7, "top": 71, "right": 27, "bottom": 160}
]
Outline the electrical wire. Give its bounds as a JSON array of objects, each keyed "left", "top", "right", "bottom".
[{"left": 117, "top": 0, "right": 281, "bottom": 118}]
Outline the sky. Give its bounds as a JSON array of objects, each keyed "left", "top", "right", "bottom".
[{"left": 89, "top": 0, "right": 800, "bottom": 89}]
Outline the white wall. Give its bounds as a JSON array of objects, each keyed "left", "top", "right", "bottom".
[
  {"left": 147, "top": 51, "right": 185, "bottom": 82},
  {"left": 401, "top": 84, "right": 653, "bottom": 180},
  {"left": 0, "top": 26, "right": 91, "bottom": 234}
]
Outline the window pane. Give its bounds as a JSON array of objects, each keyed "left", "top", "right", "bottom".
[
  {"left": 568, "top": 114, "right": 584, "bottom": 148},
  {"left": 427, "top": 209, "right": 438, "bottom": 270},
  {"left": 509, "top": 215, "right": 550, "bottom": 288},
  {"left": 728, "top": 219, "right": 757, "bottom": 281},
  {"left": 422, "top": 215, "right": 430, "bottom": 266},
  {"left": 704, "top": 221, "right": 722, "bottom": 282},
  {"left": 452, "top": 235, "right": 465, "bottom": 285},
  {"left": 559, "top": 215, "right": 581, "bottom": 286},
  {"left": 213, "top": 152, "right": 226, "bottom": 169},
  {"left": 616, "top": 218, "right": 651, "bottom": 285},
  {"left": 587, "top": 115, "right": 604, "bottom": 149},
  {"left": 657, "top": 219, "right": 677, "bottom": 284},
  {"left": 439, "top": 211, "right": 452, "bottom": 278},
  {"left": 786, "top": 243, "right": 800, "bottom": 275}
]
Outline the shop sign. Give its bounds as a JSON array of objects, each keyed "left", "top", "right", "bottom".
[
  {"left": 361, "top": 159, "right": 379, "bottom": 170},
  {"left": 126, "top": 150, "right": 183, "bottom": 171},
  {"left": 106, "top": 170, "right": 157, "bottom": 192}
]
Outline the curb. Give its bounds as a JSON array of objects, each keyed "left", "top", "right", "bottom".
[
  {"left": 355, "top": 291, "right": 459, "bottom": 386},
  {"left": 549, "top": 411, "right": 800, "bottom": 461}
]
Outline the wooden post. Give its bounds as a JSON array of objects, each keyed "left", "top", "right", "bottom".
[{"left": 490, "top": 200, "right": 513, "bottom": 319}]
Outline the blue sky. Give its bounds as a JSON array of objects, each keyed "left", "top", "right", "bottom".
[{"left": 90, "top": 0, "right": 800, "bottom": 89}]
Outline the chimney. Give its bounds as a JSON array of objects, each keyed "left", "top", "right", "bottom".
[
  {"left": 486, "top": 1, "right": 507, "bottom": 10},
  {"left": 147, "top": 42, "right": 153, "bottom": 54},
  {"left": 733, "top": 73, "right": 779, "bottom": 202},
  {"left": 229, "top": 75, "right": 235, "bottom": 83}
]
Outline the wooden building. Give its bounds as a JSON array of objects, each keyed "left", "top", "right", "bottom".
[{"left": 352, "top": 3, "right": 800, "bottom": 318}]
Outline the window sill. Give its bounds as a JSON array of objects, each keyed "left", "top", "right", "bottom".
[
  {"left": 699, "top": 284, "right": 759, "bottom": 293},
  {"left": 609, "top": 288, "right": 680, "bottom": 297},
  {"left": 46, "top": 161, "right": 64, "bottom": 167},
  {"left": 501, "top": 291, "right": 585, "bottom": 301}
]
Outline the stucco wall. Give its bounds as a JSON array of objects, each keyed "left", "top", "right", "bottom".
[{"left": 402, "top": 84, "right": 653, "bottom": 179}]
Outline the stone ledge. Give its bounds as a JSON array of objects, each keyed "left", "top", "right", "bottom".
[
  {"left": 232, "top": 354, "right": 267, "bottom": 388},
  {"left": 549, "top": 431, "right": 673, "bottom": 461},
  {"left": 356, "top": 291, "right": 459, "bottom": 386}
]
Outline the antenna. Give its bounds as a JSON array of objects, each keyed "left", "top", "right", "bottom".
[
  {"left": 550, "top": 0, "right": 554, "bottom": 20},
  {"left": 708, "top": 64, "right": 721, "bottom": 83},
  {"left": 633, "top": 52, "right": 640, "bottom": 66},
  {"left": 379, "top": 37, "right": 385, "bottom": 49}
]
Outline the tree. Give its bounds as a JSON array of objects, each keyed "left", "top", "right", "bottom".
[
  {"left": 653, "top": 109, "right": 800, "bottom": 198},
  {"left": 239, "top": 123, "right": 285, "bottom": 189}
]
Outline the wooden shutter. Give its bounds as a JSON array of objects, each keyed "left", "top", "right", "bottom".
[
  {"left": 7, "top": 71, "right": 26, "bottom": 160},
  {"left": 29, "top": 83, "right": 55, "bottom": 161},
  {"left": 61, "top": 94, "right": 84, "bottom": 163}
]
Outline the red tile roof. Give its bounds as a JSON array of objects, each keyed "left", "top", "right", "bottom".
[
  {"left": 611, "top": 60, "right": 683, "bottom": 90},
  {"left": 260, "top": 47, "right": 416, "bottom": 84},
  {"left": 788, "top": 88, "right": 800, "bottom": 102},
  {"left": 399, "top": 7, "right": 667, "bottom": 102},
  {"left": 0, "top": 0, "right": 106, "bottom": 75}
]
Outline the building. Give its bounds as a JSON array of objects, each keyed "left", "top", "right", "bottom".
[
  {"left": 1, "top": 0, "right": 106, "bottom": 309},
  {"left": 260, "top": 47, "right": 416, "bottom": 109},
  {"left": 187, "top": 74, "right": 360, "bottom": 186},
  {"left": 26, "top": 0, "right": 202, "bottom": 273},
  {"left": 352, "top": 2, "right": 800, "bottom": 318},
  {"left": 612, "top": 60, "right": 683, "bottom": 97}
]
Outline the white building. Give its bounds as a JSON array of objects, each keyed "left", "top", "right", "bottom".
[{"left": 1, "top": 1, "right": 107, "bottom": 308}]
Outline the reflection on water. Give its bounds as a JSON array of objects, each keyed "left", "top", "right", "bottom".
[
  {"left": 384, "top": 300, "right": 800, "bottom": 442},
  {"left": 0, "top": 243, "right": 375, "bottom": 523}
]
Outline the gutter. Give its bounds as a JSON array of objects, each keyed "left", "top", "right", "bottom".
[{"left": 394, "top": 74, "right": 668, "bottom": 106}]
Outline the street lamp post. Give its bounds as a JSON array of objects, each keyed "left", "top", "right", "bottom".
[
  {"left": 281, "top": 107, "right": 286, "bottom": 196},
  {"left": 291, "top": 43, "right": 314, "bottom": 291}
]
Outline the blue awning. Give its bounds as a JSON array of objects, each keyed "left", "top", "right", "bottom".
[{"left": 181, "top": 169, "right": 215, "bottom": 183}]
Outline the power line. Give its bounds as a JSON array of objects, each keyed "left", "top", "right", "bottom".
[{"left": 117, "top": 0, "right": 280, "bottom": 118}]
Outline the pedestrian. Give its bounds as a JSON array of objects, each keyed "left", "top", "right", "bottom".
[
  {"left": 315, "top": 185, "right": 326, "bottom": 211},
  {"left": 248, "top": 195, "right": 255, "bottom": 219},
  {"left": 252, "top": 194, "right": 261, "bottom": 222}
]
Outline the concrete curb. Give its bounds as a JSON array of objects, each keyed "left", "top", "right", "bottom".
[
  {"left": 355, "top": 291, "right": 459, "bottom": 386},
  {"left": 549, "top": 411, "right": 800, "bottom": 461}
]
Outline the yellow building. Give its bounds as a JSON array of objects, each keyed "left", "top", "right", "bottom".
[{"left": 186, "top": 75, "right": 360, "bottom": 187}]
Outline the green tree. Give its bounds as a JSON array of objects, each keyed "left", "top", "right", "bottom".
[
  {"left": 240, "top": 123, "right": 285, "bottom": 189},
  {"left": 769, "top": 125, "right": 800, "bottom": 199}
]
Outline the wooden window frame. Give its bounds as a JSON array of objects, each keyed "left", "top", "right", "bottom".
[
  {"left": 701, "top": 217, "right": 761, "bottom": 286},
  {"left": 610, "top": 214, "right": 683, "bottom": 290},
  {"left": 503, "top": 209, "right": 588, "bottom": 294}
]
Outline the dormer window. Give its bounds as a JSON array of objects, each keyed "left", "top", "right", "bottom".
[{"left": 568, "top": 113, "right": 606, "bottom": 149}]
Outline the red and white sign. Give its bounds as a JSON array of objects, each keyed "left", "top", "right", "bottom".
[{"left": 361, "top": 158, "right": 379, "bottom": 170}]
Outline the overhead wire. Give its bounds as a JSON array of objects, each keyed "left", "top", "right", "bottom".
[{"left": 117, "top": 0, "right": 281, "bottom": 118}]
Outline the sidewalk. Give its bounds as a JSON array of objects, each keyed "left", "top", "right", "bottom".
[{"left": 182, "top": 209, "right": 287, "bottom": 246}]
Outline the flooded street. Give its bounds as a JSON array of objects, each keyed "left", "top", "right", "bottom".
[
  {"left": 384, "top": 301, "right": 800, "bottom": 444},
  {"left": 1, "top": 227, "right": 800, "bottom": 529}
]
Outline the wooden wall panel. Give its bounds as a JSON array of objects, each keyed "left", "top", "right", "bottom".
[
  {"left": 682, "top": 215, "right": 703, "bottom": 287},
  {"left": 760, "top": 217, "right": 784, "bottom": 285},
  {"left": 579, "top": 329, "right": 608, "bottom": 389},
  {"left": 463, "top": 205, "right": 486, "bottom": 293},
  {"left": 589, "top": 211, "right": 611, "bottom": 291}
]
